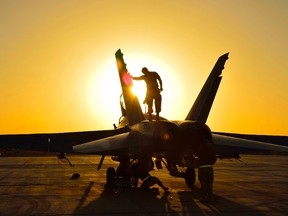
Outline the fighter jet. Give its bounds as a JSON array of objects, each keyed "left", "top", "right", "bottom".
[
  {"left": 72, "top": 49, "right": 288, "bottom": 187},
  {"left": 1, "top": 49, "right": 287, "bottom": 188}
]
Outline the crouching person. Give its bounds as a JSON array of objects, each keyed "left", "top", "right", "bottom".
[{"left": 131, "top": 163, "right": 168, "bottom": 192}]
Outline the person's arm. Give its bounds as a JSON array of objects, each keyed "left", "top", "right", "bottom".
[
  {"left": 132, "top": 75, "right": 144, "bottom": 81},
  {"left": 157, "top": 74, "right": 163, "bottom": 91}
]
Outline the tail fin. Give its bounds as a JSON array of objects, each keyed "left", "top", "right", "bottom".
[
  {"left": 115, "top": 49, "right": 144, "bottom": 126},
  {"left": 186, "top": 53, "right": 229, "bottom": 123}
]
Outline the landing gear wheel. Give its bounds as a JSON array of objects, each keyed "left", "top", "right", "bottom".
[
  {"left": 106, "top": 167, "right": 115, "bottom": 187},
  {"left": 184, "top": 167, "right": 196, "bottom": 188}
]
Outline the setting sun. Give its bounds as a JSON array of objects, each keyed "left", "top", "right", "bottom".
[
  {"left": 1, "top": 1, "right": 287, "bottom": 135},
  {"left": 131, "top": 82, "right": 146, "bottom": 103},
  {"left": 86, "top": 52, "right": 186, "bottom": 122}
]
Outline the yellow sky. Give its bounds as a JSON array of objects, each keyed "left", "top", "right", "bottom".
[{"left": 0, "top": 0, "right": 287, "bottom": 135}]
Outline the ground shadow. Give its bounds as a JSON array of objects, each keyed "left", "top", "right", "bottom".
[
  {"left": 178, "top": 186, "right": 268, "bottom": 216},
  {"left": 73, "top": 186, "right": 179, "bottom": 215},
  {"left": 73, "top": 184, "right": 268, "bottom": 215}
]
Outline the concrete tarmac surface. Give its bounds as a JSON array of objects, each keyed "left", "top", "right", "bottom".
[{"left": 0, "top": 155, "right": 287, "bottom": 216}]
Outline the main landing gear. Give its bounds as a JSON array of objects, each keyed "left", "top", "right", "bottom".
[
  {"left": 106, "top": 167, "right": 116, "bottom": 188},
  {"left": 169, "top": 165, "right": 196, "bottom": 187},
  {"left": 105, "top": 167, "right": 138, "bottom": 193}
]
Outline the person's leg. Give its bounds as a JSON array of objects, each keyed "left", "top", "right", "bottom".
[
  {"left": 207, "top": 168, "right": 215, "bottom": 201},
  {"left": 198, "top": 168, "right": 208, "bottom": 201},
  {"left": 145, "top": 95, "right": 153, "bottom": 121},
  {"left": 154, "top": 94, "right": 162, "bottom": 121},
  {"left": 153, "top": 177, "right": 168, "bottom": 191}
]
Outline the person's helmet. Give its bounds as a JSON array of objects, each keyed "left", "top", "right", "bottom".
[{"left": 141, "top": 67, "right": 149, "bottom": 74}]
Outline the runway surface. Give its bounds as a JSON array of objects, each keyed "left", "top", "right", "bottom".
[{"left": 0, "top": 155, "right": 287, "bottom": 216}]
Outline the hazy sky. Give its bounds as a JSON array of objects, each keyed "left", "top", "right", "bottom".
[{"left": 1, "top": 0, "right": 287, "bottom": 135}]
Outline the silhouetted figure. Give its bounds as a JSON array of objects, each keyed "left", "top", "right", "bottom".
[
  {"left": 114, "top": 156, "right": 132, "bottom": 192},
  {"left": 132, "top": 67, "right": 163, "bottom": 121},
  {"left": 197, "top": 139, "right": 217, "bottom": 202},
  {"left": 131, "top": 163, "right": 168, "bottom": 192}
]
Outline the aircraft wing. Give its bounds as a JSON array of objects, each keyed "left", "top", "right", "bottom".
[
  {"left": 73, "top": 130, "right": 151, "bottom": 156},
  {"left": 0, "top": 127, "right": 129, "bottom": 154},
  {"left": 214, "top": 132, "right": 288, "bottom": 147},
  {"left": 213, "top": 133, "right": 288, "bottom": 156},
  {"left": 72, "top": 131, "right": 288, "bottom": 157},
  {"left": 73, "top": 132, "right": 130, "bottom": 154}
]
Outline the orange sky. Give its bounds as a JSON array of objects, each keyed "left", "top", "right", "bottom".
[{"left": 0, "top": 1, "right": 287, "bottom": 135}]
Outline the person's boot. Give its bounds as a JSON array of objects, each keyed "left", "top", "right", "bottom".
[
  {"left": 148, "top": 113, "right": 152, "bottom": 122},
  {"left": 156, "top": 113, "right": 160, "bottom": 121}
]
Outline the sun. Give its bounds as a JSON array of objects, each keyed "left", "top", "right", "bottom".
[
  {"left": 86, "top": 52, "right": 185, "bottom": 128},
  {"left": 86, "top": 57, "right": 122, "bottom": 127},
  {"left": 124, "top": 53, "right": 167, "bottom": 106},
  {"left": 124, "top": 53, "right": 185, "bottom": 118},
  {"left": 131, "top": 81, "right": 146, "bottom": 103}
]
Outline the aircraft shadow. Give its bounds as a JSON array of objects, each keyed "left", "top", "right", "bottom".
[
  {"left": 73, "top": 185, "right": 178, "bottom": 215},
  {"left": 72, "top": 184, "right": 267, "bottom": 216}
]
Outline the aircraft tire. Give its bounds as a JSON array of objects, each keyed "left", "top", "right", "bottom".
[
  {"left": 184, "top": 167, "right": 196, "bottom": 187},
  {"left": 106, "top": 167, "right": 115, "bottom": 187}
]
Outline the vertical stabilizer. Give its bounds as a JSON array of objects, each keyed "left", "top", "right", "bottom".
[
  {"left": 115, "top": 49, "right": 144, "bottom": 126},
  {"left": 186, "top": 53, "right": 229, "bottom": 123}
]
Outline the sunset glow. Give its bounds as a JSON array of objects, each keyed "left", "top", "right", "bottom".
[{"left": 1, "top": 1, "right": 287, "bottom": 135}]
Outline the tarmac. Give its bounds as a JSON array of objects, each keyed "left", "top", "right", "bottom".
[{"left": 0, "top": 155, "right": 287, "bottom": 216}]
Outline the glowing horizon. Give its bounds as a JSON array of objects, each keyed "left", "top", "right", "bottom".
[{"left": 0, "top": 1, "right": 287, "bottom": 135}]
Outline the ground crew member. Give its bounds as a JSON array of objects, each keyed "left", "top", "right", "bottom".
[
  {"left": 114, "top": 156, "right": 132, "bottom": 192},
  {"left": 132, "top": 67, "right": 163, "bottom": 121},
  {"left": 197, "top": 139, "right": 217, "bottom": 202},
  {"left": 131, "top": 163, "right": 169, "bottom": 192}
]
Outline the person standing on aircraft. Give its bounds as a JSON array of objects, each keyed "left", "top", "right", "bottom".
[
  {"left": 132, "top": 67, "right": 163, "bottom": 121},
  {"left": 197, "top": 139, "right": 217, "bottom": 202}
]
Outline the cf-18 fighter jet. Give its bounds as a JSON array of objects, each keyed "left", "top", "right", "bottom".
[
  {"left": 72, "top": 49, "right": 288, "bottom": 187},
  {"left": 1, "top": 49, "right": 288, "bottom": 188}
]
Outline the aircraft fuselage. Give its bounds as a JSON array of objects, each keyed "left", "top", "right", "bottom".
[{"left": 119, "top": 118, "right": 212, "bottom": 168}]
